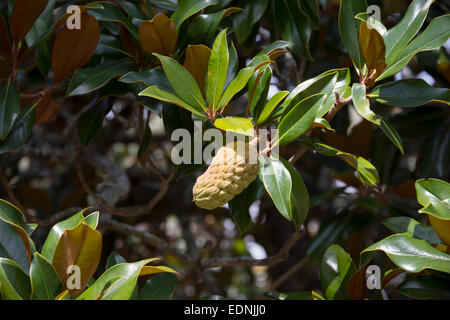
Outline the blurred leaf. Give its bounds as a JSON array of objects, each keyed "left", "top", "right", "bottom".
[
  {"left": 214, "top": 117, "right": 253, "bottom": 136},
  {"left": 0, "top": 258, "right": 31, "bottom": 300},
  {"left": 233, "top": 0, "right": 267, "bottom": 44},
  {"left": 369, "top": 79, "right": 450, "bottom": 107},
  {"left": 188, "top": 7, "right": 241, "bottom": 43},
  {"left": 30, "top": 252, "right": 62, "bottom": 300},
  {"left": 320, "top": 244, "right": 356, "bottom": 300},
  {"left": 384, "top": 0, "right": 435, "bottom": 64},
  {"left": 10, "top": 0, "right": 47, "bottom": 44},
  {"left": 120, "top": 69, "right": 172, "bottom": 91},
  {"left": 397, "top": 275, "right": 450, "bottom": 300},
  {"left": 206, "top": 29, "right": 229, "bottom": 111},
  {"left": 138, "top": 123, "right": 152, "bottom": 159},
  {"left": 277, "top": 94, "right": 326, "bottom": 145},
  {"left": 77, "top": 103, "right": 105, "bottom": 147},
  {"left": 184, "top": 45, "right": 211, "bottom": 93},
  {"left": 362, "top": 233, "right": 450, "bottom": 273},
  {"left": 265, "top": 291, "right": 313, "bottom": 300},
  {"left": 139, "top": 14, "right": 178, "bottom": 56},
  {"left": 258, "top": 155, "right": 292, "bottom": 221},
  {"left": 51, "top": 13, "right": 100, "bottom": 83},
  {"left": 0, "top": 79, "right": 20, "bottom": 140},
  {"left": 0, "top": 105, "right": 35, "bottom": 154},
  {"left": 35, "top": 95, "right": 59, "bottom": 125},
  {"left": 229, "top": 179, "right": 265, "bottom": 234},
  {"left": 274, "top": 0, "right": 312, "bottom": 59},
  {"left": 308, "top": 210, "right": 372, "bottom": 262},
  {"left": 67, "top": 60, "right": 133, "bottom": 96},
  {"left": 383, "top": 217, "right": 443, "bottom": 245},
  {"left": 88, "top": 2, "right": 138, "bottom": 39},
  {"left": 52, "top": 222, "right": 102, "bottom": 296},
  {"left": 172, "top": 0, "right": 219, "bottom": 28},
  {"left": 105, "top": 252, "right": 127, "bottom": 271},
  {"left": 378, "top": 15, "right": 450, "bottom": 81},
  {"left": 139, "top": 273, "right": 178, "bottom": 300},
  {"left": 338, "top": 0, "right": 367, "bottom": 72}
]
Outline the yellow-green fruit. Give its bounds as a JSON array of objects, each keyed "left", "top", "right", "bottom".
[{"left": 193, "top": 140, "right": 259, "bottom": 210}]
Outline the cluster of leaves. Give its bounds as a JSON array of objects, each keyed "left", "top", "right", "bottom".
[
  {"left": 267, "top": 178, "right": 450, "bottom": 300},
  {"left": 0, "top": 199, "right": 177, "bottom": 300}
]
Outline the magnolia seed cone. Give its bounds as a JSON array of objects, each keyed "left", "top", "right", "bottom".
[{"left": 193, "top": 139, "right": 259, "bottom": 210}]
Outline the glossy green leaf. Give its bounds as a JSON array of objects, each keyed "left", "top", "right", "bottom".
[
  {"left": 105, "top": 252, "right": 127, "bottom": 271},
  {"left": 214, "top": 117, "right": 254, "bottom": 136},
  {"left": 0, "top": 258, "right": 31, "bottom": 300},
  {"left": 172, "top": 0, "right": 219, "bottom": 28},
  {"left": 248, "top": 67, "right": 272, "bottom": 119},
  {"left": 52, "top": 222, "right": 102, "bottom": 296},
  {"left": 353, "top": 83, "right": 404, "bottom": 154},
  {"left": 0, "top": 104, "right": 35, "bottom": 154},
  {"left": 154, "top": 54, "right": 207, "bottom": 114},
  {"left": 89, "top": 2, "right": 138, "bottom": 39},
  {"left": 188, "top": 7, "right": 242, "bottom": 43},
  {"left": 280, "top": 158, "right": 309, "bottom": 228},
  {"left": 297, "top": 137, "right": 380, "bottom": 186},
  {"left": 41, "top": 208, "right": 95, "bottom": 262},
  {"left": 30, "top": 252, "right": 62, "bottom": 300},
  {"left": 255, "top": 90, "right": 289, "bottom": 125},
  {"left": 321, "top": 244, "right": 356, "bottom": 300},
  {"left": 138, "top": 123, "right": 152, "bottom": 159},
  {"left": 229, "top": 179, "right": 265, "bottom": 234},
  {"left": 77, "top": 259, "right": 159, "bottom": 300},
  {"left": 205, "top": 29, "right": 229, "bottom": 110},
  {"left": 415, "top": 178, "right": 450, "bottom": 220},
  {"left": 362, "top": 233, "right": 450, "bottom": 273},
  {"left": 378, "top": 15, "right": 450, "bottom": 81},
  {"left": 216, "top": 66, "right": 255, "bottom": 111},
  {"left": 369, "top": 79, "right": 450, "bottom": 107},
  {"left": 120, "top": 69, "right": 172, "bottom": 92},
  {"left": 233, "top": 0, "right": 267, "bottom": 44},
  {"left": 384, "top": 0, "right": 435, "bottom": 64},
  {"left": 0, "top": 220, "right": 32, "bottom": 273},
  {"left": 397, "top": 275, "right": 450, "bottom": 300},
  {"left": 274, "top": 0, "right": 312, "bottom": 59},
  {"left": 67, "top": 60, "right": 134, "bottom": 96},
  {"left": 258, "top": 155, "right": 292, "bottom": 221},
  {"left": 77, "top": 103, "right": 105, "bottom": 147},
  {"left": 139, "top": 273, "right": 178, "bottom": 300},
  {"left": 0, "top": 79, "right": 21, "bottom": 140},
  {"left": 278, "top": 69, "right": 350, "bottom": 119},
  {"left": 383, "top": 217, "right": 443, "bottom": 245},
  {"left": 277, "top": 94, "right": 326, "bottom": 145},
  {"left": 338, "top": 0, "right": 367, "bottom": 72},
  {"left": 139, "top": 86, "right": 205, "bottom": 117}
]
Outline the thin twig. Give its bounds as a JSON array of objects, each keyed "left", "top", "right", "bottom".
[
  {"left": 268, "top": 256, "right": 308, "bottom": 291},
  {"left": 200, "top": 226, "right": 306, "bottom": 268},
  {"left": 0, "top": 168, "right": 35, "bottom": 222}
]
